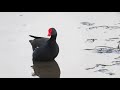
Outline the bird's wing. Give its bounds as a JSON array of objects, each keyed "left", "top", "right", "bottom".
[{"left": 29, "top": 36, "right": 49, "bottom": 51}]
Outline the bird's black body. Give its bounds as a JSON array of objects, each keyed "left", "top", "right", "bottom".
[{"left": 29, "top": 28, "right": 59, "bottom": 61}]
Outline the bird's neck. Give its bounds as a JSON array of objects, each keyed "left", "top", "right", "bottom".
[
  {"left": 48, "top": 34, "right": 57, "bottom": 46},
  {"left": 50, "top": 35, "right": 57, "bottom": 40}
]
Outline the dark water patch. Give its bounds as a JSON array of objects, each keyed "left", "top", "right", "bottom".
[
  {"left": 89, "top": 26, "right": 109, "bottom": 30},
  {"left": 95, "top": 46, "right": 114, "bottom": 53},
  {"left": 88, "top": 25, "right": 120, "bottom": 30},
  {"left": 117, "top": 41, "right": 120, "bottom": 44},
  {"left": 105, "top": 38, "right": 119, "bottom": 41},
  {"left": 86, "top": 39, "right": 97, "bottom": 43},
  {"left": 94, "top": 69, "right": 115, "bottom": 75},
  {"left": 85, "top": 46, "right": 120, "bottom": 54},
  {"left": 80, "top": 22, "right": 95, "bottom": 26},
  {"left": 86, "top": 63, "right": 116, "bottom": 76},
  {"left": 86, "top": 64, "right": 112, "bottom": 70},
  {"left": 112, "top": 61, "right": 120, "bottom": 65},
  {"left": 94, "top": 69, "right": 108, "bottom": 72},
  {"left": 84, "top": 49, "right": 94, "bottom": 50},
  {"left": 105, "top": 39, "right": 115, "bottom": 41},
  {"left": 86, "top": 61, "right": 120, "bottom": 71},
  {"left": 86, "top": 60, "right": 120, "bottom": 76},
  {"left": 84, "top": 46, "right": 114, "bottom": 53},
  {"left": 114, "top": 56, "right": 120, "bottom": 59},
  {"left": 109, "top": 38, "right": 119, "bottom": 39}
]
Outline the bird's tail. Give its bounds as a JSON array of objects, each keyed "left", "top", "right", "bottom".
[{"left": 29, "top": 35, "right": 41, "bottom": 39}]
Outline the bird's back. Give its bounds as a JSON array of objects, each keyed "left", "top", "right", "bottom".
[{"left": 29, "top": 37, "right": 49, "bottom": 51}]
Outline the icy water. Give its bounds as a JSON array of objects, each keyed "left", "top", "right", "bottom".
[{"left": 1, "top": 12, "right": 120, "bottom": 78}]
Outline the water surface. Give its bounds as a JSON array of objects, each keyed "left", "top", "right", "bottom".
[{"left": 0, "top": 12, "right": 120, "bottom": 78}]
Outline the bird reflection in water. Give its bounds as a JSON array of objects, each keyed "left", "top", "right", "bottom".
[{"left": 31, "top": 60, "right": 60, "bottom": 78}]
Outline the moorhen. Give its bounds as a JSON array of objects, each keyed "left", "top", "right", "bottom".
[{"left": 29, "top": 28, "right": 59, "bottom": 61}]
